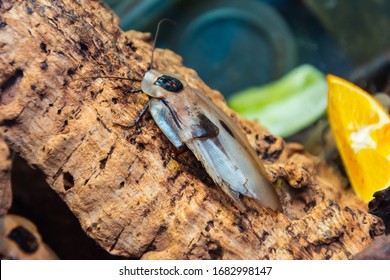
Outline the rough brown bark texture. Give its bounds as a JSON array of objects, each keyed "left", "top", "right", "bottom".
[
  {"left": 353, "top": 235, "right": 390, "bottom": 260},
  {"left": 0, "top": 0, "right": 385, "bottom": 259},
  {"left": 0, "top": 214, "right": 58, "bottom": 259},
  {"left": 0, "top": 137, "right": 12, "bottom": 215}
]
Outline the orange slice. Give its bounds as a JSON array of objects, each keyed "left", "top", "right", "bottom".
[{"left": 327, "top": 74, "right": 390, "bottom": 202}]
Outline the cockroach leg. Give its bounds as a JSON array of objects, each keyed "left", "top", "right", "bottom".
[
  {"left": 171, "top": 150, "right": 211, "bottom": 183},
  {"left": 171, "top": 145, "right": 188, "bottom": 156},
  {"left": 171, "top": 153, "right": 197, "bottom": 173},
  {"left": 130, "top": 88, "right": 142, "bottom": 94},
  {"left": 113, "top": 101, "right": 150, "bottom": 129}
]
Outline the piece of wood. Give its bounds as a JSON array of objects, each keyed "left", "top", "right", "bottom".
[
  {"left": 0, "top": 137, "right": 12, "bottom": 215},
  {"left": 0, "top": 0, "right": 385, "bottom": 259},
  {"left": 369, "top": 186, "right": 390, "bottom": 234},
  {"left": 353, "top": 235, "right": 390, "bottom": 260},
  {"left": 1, "top": 214, "right": 58, "bottom": 259}
]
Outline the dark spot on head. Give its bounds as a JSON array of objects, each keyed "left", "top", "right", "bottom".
[
  {"left": 63, "top": 172, "right": 74, "bottom": 191},
  {"left": 219, "top": 120, "right": 235, "bottom": 139},
  {"left": 40, "top": 60, "right": 48, "bottom": 70},
  {"left": 119, "top": 181, "right": 125, "bottom": 189},
  {"left": 8, "top": 226, "right": 38, "bottom": 253},
  {"left": 264, "top": 134, "right": 276, "bottom": 144},
  {"left": 40, "top": 42, "right": 47, "bottom": 53},
  {"left": 154, "top": 75, "right": 183, "bottom": 92},
  {"left": 111, "top": 97, "right": 118, "bottom": 104},
  {"left": 0, "top": 21, "right": 7, "bottom": 29},
  {"left": 25, "top": 3, "right": 33, "bottom": 14}
]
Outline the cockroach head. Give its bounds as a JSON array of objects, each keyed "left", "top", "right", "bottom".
[{"left": 141, "top": 69, "right": 185, "bottom": 98}]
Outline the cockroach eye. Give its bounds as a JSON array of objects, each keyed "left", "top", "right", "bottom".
[{"left": 154, "top": 75, "right": 183, "bottom": 92}]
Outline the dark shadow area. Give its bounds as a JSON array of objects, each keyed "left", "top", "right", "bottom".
[{"left": 9, "top": 155, "right": 127, "bottom": 259}]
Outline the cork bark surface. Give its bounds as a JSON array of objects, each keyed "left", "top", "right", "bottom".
[
  {"left": 0, "top": 0, "right": 385, "bottom": 259},
  {"left": 0, "top": 137, "right": 12, "bottom": 216}
]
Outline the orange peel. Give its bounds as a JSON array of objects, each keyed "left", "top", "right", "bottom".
[{"left": 327, "top": 74, "right": 390, "bottom": 202}]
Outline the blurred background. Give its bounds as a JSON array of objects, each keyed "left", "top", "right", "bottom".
[
  {"left": 106, "top": 0, "right": 389, "bottom": 97},
  {"left": 106, "top": 0, "right": 390, "bottom": 140}
]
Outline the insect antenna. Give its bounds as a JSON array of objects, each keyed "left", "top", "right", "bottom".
[
  {"left": 149, "top": 18, "right": 176, "bottom": 70},
  {"left": 71, "top": 74, "right": 143, "bottom": 93},
  {"left": 69, "top": 19, "right": 174, "bottom": 90},
  {"left": 72, "top": 75, "right": 142, "bottom": 82}
]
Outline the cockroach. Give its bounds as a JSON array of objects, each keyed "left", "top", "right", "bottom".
[{"left": 87, "top": 20, "right": 282, "bottom": 211}]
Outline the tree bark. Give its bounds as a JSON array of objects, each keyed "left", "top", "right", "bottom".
[
  {"left": 0, "top": 137, "right": 12, "bottom": 215},
  {"left": 0, "top": 0, "right": 385, "bottom": 259},
  {"left": 353, "top": 235, "right": 390, "bottom": 260}
]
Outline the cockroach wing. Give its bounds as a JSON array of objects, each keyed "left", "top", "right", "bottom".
[
  {"left": 149, "top": 99, "right": 184, "bottom": 149},
  {"left": 160, "top": 86, "right": 281, "bottom": 210},
  {"left": 181, "top": 90, "right": 281, "bottom": 211}
]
